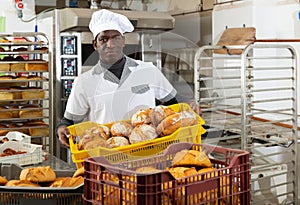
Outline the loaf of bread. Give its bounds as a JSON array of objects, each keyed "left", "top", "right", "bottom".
[
  {"left": 29, "top": 125, "right": 49, "bottom": 136},
  {"left": 21, "top": 88, "right": 45, "bottom": 100},
  {"left": 10, "top": 63, "right": 25, "bottom": 71},
  {"left": 131, "top": 108, "right": 152, "bottom": 126},
  {"left": 110, "top": 121, "right": 133, "bottom": 137},
  {"left": 156, "top": 111, "right": 197, "bottom": 136},
  {"left": 25, "top": 62, "right": 48, "bottom": 71},
  {"left": 49, "top": 176, "right": 84, "bottom": 187},
  {"left": 19, "top": 166, "right": 56, "bottom": 182},
  {"left": 0, "top": 176, "right": 8, "bottom": 185},
  {"left": 82, "top": 137, "right": 107, "bottom": 150},
  {"left": 19, "top": 105, "right": 43, "bottom": 118},
  {"left": 0, "top": 124, "right": 8, "bottom": 136},
  {"left": 129, "top": 124, "right": 158, "bottom": 144},
  {"left": 172, "top": 149, "right": 212, "bottom": 168},
  {"left": 149, "top": 105, "right": 175, "bottom": 127},
  {"left": 167, "top": 167, "right": 198, "bottom": 179},
  {"left": 0, "top": 63, "right": 10, "bottom": 71},
  {"left": 78, "top": 126, "right": 108, "bottom": 150},
  {"left": 0, "top": 106, "right": 13, "bottom": 119},
  {"left": 106, "top": 136, "right": 130, "bottom": 148},
  {"left": 135, "top": 166, "right": 161, "bottom": 173},
  {"left": 73, "top": 166, "right": 84, "bottom": 178},
  {"left": 0, "top": 89, "right": 13, "bottom": 101},
  {"left": 5, "top": 179, "right": 40, "bottom": 187}
]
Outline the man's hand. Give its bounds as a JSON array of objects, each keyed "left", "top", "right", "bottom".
[{"left": 57, "top": 125, "right": 70, "bottom": 147}]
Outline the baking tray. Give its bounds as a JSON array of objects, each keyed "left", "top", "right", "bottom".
[{"left": 0, "top": 163, "right": 83, "bottom": 205}]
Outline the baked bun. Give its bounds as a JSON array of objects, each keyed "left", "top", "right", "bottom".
[
  {"left": 129, "top": 124, "right": 158, "bottom": 144},
  {"left": 19, "top": 166, "right": 56, "bottom": 182},
  {"left": 156, "top": 111, "right": 197, "bottom": 136},
  {"left": 110, "top": 121, "right": 133, "bottom": 137},
  {"left": 106, "top": 136, "right": 129, "bottom": 148},
  {"left": 78, "top": 126, "right": 108, "bottom": 150},
  {"left": 149, "top": 105, "right": 175, "bottom": 127},
  {"left": 167, "top": 167, "right": 198, "bottom": 179},
  {"left": 73, "top": 166, "right": 84, "bottom": 178},
  {"left": 172, "top": 149, "right": 211, "bottom": 168},
  {"left": 50, "top": 177, "right": 71, "bottom": 187},
  {"left": 131, "top": 108, "right": 152, "bottom": 126},
  {"left": 5, "top": 180, "right": 40, "bottom": 187},
  {"left": 0, "top": 176, "right": 8, "bottom": 185},
  {"left": 97, "top": 124, "right": 110, "bottom": 140},
  {"left": 135, "top": 166, "right": 161, "bottom": 173}
]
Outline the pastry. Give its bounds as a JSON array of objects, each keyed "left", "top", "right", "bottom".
[
  {"left": 110, "top": 121, "right": 133, "bottom": 137},
  {"left": 156, "top": 111, "right": 197, "bottom": 136},
  {"left": 149, "top": 105, "right": 175, "bottom": 127},
  {"left": 5, "top": 180, "right": 40, "bottom": 187},
  {"left": 106, "top": 136, "right": 129, "bottom": 148},
  {"left": 19, "top": 166, "right": 56, "bottom": 182},
  {"left": 131, "top": 108, "right": 152, "bottom": 126},
  {"left": 13, "top": 47, "right": 27, "bottom": 52},
  {"left": 172, "top": 149, "right": 212, "bottom": 168},
  {"left": 129, "top": 124, "right": 158, "bottom": 144}
]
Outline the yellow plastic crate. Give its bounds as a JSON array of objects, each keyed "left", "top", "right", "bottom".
[{"left": 68, "top": 103, "right": 206, "bottom": 168}]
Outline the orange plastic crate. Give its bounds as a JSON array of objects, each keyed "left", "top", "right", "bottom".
[
  {"left": 84, "top": 143, "right": 250, "bottom": 205},
  {"left": 68, "top": 103, "right": 205, "bottom": 168}
]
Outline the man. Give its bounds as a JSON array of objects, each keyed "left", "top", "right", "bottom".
[{"left": 56, "top": 9, "right": 198, "bottom": 147}]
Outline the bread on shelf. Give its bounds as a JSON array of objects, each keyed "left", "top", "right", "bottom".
[
  {"left": 25, "top": 121, "right": 49, "bottom": 137},
  {"left": 25, "top": 62, "right": 48, "bottom": 71},
  {"left": 19, "top": 105, "right": 43, "bottom": 118},
  {"left": 0, "top": 63, "right": 10, "bottom": 71},
  {"left": 0, "top": 88, "right": 13, "bottom": 101},
  {"left": 10, "top": 63, "right": 25, "bottom": 71},
  {"left": 21, "top": 87, "right": 45, "bottom": 100},
  {"left": 0, "top": 106, "right": 13, "bottom": 119}
]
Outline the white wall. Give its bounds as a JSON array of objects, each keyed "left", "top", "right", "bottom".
[{"left": 0, "top": 0, "right": 36, "bottom": 33}]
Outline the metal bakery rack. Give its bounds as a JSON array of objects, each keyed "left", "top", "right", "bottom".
[
  {"left": 194, "top": 42, "right": 298, "bottom": 204},
  {"left": 0, "top": 32, "right": 54, "bottom": 154}
]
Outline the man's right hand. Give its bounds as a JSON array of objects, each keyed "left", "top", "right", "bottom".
[{"left": 57, "top": 125, "right": 70, "bottom": 147}]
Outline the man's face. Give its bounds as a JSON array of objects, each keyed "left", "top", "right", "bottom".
[{"left": 93, "top": 30, "right": 125, "bottom": 65}]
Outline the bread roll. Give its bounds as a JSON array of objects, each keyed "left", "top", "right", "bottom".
[
  {"left": 78, "top": 126, "right": 108, "bottom": 150},
  {"left": 172, "top": 149, "right": 211, "bottom": 168},
  {"left": 135, "top": 166, "right": 161, "bottom": 173},
  {"left": 106, "top": 136, "right": 129, "bottom": 148},
  {"left": 0, "top": 176, "right": 8, "bottom": 185},
  {"left": 110, "top": 121, "right": 133, "bottom": 137},
  {"left": 69, "top": 176, "right": 84, "bottom": 187},
  {"left": 19, "top": 166, "right": 56, "bottom": 182},
  {"left": 149, "top": 105, "right": 175, "bottom": 127},
  {"left": 83, "top": 137, "right": 107, "bottom": 150},
  {"left": 167, "top": 167, "right": 198, "bottom": 179},
  {"left": 73, "top": 166, "right": 84, "bottom": 178},
  {"left": 129, "top": 124, "right": 158, "bottom": 144},
  {"left": 97, "top": 124, "right": 110, "bottom": 140},
  {"left": 25, "top": 62, "right": 48, "bottom": 71},
  {"left": 131, "top": 108, "right": 152, "bottom": 126},
  {"left": 50, "top": 177, "right": 71, "bottom": 187},
  {"left": 5, "top": 180, "right": 40, "bottom": 187},
  {"left": 156, "top": 111, "right": 197, "bottom": 136}
]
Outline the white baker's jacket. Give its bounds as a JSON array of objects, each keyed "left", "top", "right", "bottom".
[{"left": 64, "top": 56, "right": 177, "bottom": 124}]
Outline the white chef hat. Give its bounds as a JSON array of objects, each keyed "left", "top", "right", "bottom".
[{"left": 89, "top": 9, "right": 134, "bottom": 38}]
